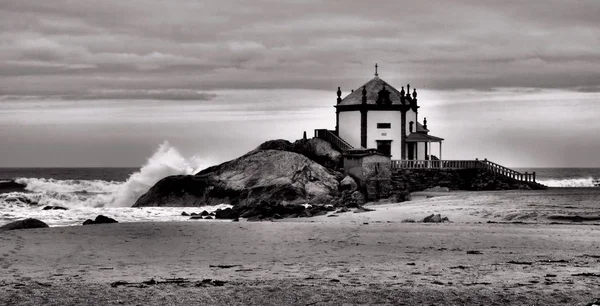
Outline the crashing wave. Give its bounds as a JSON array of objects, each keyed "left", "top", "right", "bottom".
[
  {"left": 1, "top": 142, "right": 212, "bottom": 208},
  {"left": 537, "top": 177, "right": 599, "bottom": 187}
]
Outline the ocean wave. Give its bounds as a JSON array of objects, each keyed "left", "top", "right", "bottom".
[
  {"left": 15, "top": 177, "right": 121, "bottom": 194},
  {"left": 1, "top": 141, "right": 212, "bottom": 208},
  {"left": 538, "top": 177, "right": 599, "bottom": 187}
]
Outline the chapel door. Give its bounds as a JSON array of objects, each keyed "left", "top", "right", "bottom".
[{"left": 376, "top": 140, "right": 392, "bottom": 156}]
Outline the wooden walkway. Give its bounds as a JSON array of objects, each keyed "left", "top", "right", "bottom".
[{"left": 391, "top": 159, "right": 540, "bottom": 184}]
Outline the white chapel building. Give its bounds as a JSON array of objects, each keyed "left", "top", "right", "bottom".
[{"left": 332, "top": 65, "right": 444, "bottom": 160}]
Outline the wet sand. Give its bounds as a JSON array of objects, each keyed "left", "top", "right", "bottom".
[{"left": 1, "top": 189, "right": 599, "bottom": 305}]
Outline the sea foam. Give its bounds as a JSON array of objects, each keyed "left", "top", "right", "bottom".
[{"left": 537, "top": 177, "right": 599, "bottom": 187}]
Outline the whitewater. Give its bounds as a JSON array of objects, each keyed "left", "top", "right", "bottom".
[{"left": 0, "top": 142, "right": 231, "bottom": 227}]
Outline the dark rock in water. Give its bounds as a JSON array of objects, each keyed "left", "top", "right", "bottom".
[
  {"left": 83, "top": 215, "right": 118, "bottom": 225},
  {"left": 181, "top": 211, "right": 189, "bottom": 216},
  {"left": 215, "top": 208, "right": 238, "bottom": 219},
  {"left": 4, "top": 195, "right": 38, "bottom": 205},
  {"left": 94, "top": 215, "right": 118, "bottom": 224},
  {"left": 42, "top": 205, "right": 68, "bottom": 211},
  {"left": 422, "top": 214, "right": 450, "bottom": 223},
  {"left": 1, "top": 218, "right": 49, "bottom": 230},
  {"left": 200, "top": 210, "right": 209, "bottom": 216},
  {"left": 204, "top": 216, "right": 213, "bottom": 220},
  {"left": 190, "top": 212, "right": 198, "bottom": 216},
  {"left": 190, "top": 215, "right": 203, "bottom": 220},
  {"left": 0, "top": 180, "right": 27, "bottom": 194},
  {"left": 133, "top": 149, "right": 340, "bottom": 208}
]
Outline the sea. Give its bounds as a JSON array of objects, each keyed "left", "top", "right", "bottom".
[
  {"left": 0, "top": 143, "right": 231, "bottom": 227},
  {"left": 1, "top": 151, "right": 599, "bottom": 228}
]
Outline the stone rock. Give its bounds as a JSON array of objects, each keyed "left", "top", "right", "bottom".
[
  {"left": 354, "top": 206, "right": 375, "bottom": 213},
  {"left": 204, "top": 216, "right": 213, "bottom": 220},
  {"left": 0, "top": 218, "right": 49, "bottom": 230},
  {"left": 0, "top": 180, "right": 27, "bottom": 194},
  {"left": 42, "top": 205, "right": 68, "bottom": 210},
  {"left": 133, "top": 150, "right": 340, "bottom": 208},
  {"left": 422, "top": 214, "right": 449, "bottom": 223},
  {"left": 83, "top": 215, "right": 118, "bottom": 225},
  {"left": 339, "top": 176, "right": 358, "bottom": 192},
  {"left": 214, "top": 208, "right": 238, "bottom": 219},
  {"left": 253, "top": 138, "right": 342, "bottom": 170},
  {"left": 181, "top": 211, "right": 189, "bottom": 216},
  {"left": 190, "top": 215, "right": 203, "bottom": 220},
  {"left": 4, "top": 195, "right": 37, "bottom": 205},
  {"left": 200, "top": 210, "right": 209, "bottom": 216}
]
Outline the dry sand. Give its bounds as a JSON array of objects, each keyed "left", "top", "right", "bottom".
[{"left": 1, "top": 188, "right": 599, "bottom": 305}]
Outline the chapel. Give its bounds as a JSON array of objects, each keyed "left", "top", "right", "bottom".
[{"left": 331, "top": 64, "right": 444, "bottom": 160}]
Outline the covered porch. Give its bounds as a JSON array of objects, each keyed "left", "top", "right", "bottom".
[{"left": 405, "top": 133, "right": 444, "bottom": 161}]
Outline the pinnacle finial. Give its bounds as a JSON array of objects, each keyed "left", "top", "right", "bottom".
[{"left": 375, "top": 63, "right": 378, "bottom": 77}]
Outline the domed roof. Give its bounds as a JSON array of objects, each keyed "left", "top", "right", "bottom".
[{"left": 338, "top": 76, "right": 410, "bottom": 106}]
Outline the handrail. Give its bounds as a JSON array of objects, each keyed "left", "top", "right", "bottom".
[
  {"left": 314, "top": 129, "right": 354, "bottom": 152},
  {"left": 391, "top": 159, "right": 537, "bottom": 183}
]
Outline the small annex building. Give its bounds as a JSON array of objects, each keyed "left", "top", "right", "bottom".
[{"left": 333, "top": 64, "right": 443, "bottom": 160}]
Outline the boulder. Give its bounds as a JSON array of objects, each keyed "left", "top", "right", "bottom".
[
  {"left": 200, "top": 210, "right": 209, "bottom": 216},
  {"left": 339, "top": 176, "right": 358, "bottom": 192},
  {"left": 83, "top": 215, "right": 118, "bottom": 225},
  {"left": 1, "top": 218, "right": 49, "bottom": 231},
  {"left": 42, "top": 205, "right": 68, "bottom": 210},
  {"left": 4, "top": 195, "right": 37, "bottom": 205},
  {"left": 214, "top": 208, "right": 238, "bottom": 219},
  {"left": 204, "top": 216, "right": 213, "bottom": 220},
  {"left": 0, "top": 180, "right": 27, "bottom": 194},
  {"left": 422, "top": 214, "right": 450, "bottom": 223},
  {"left": 181, "top": 211, "right": 189, "bottom": 216},
  {"left": 133, "top": 150, "right": 340, "bottom": 208}
]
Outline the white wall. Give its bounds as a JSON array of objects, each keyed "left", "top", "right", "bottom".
[
  {"left": 366, "top": 111, "right": 402, "bottom": 159},
  {"left": 338, "top": 111, "right": 361, "bottom": 148}
]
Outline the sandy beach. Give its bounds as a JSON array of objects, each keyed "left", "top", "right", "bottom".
[{"left": 1, "top": 189, "right": 599, "bottom": 305}]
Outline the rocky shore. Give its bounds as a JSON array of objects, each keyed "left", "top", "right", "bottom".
[{"left": 132, "top": 138, "right": 545, "bottom": 220}]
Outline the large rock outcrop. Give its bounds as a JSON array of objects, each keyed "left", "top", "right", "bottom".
[{"left": 133, "top": 149, "right": 340, "bottom": 208}]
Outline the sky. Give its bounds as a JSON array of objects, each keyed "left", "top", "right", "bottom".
[{"left": 1, "top": 0, "right": 600, "bottom": 167}]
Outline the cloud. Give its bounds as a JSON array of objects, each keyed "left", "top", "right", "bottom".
[{"left": 0, "top": 0, "right": 599, "bottom": 99}]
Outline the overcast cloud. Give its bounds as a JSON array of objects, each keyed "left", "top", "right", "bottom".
[{"left": 1, "top": 0, "right": 600, "bottom": 98}]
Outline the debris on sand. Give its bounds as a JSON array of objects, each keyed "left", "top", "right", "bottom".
[
  {"left": 422, "top": 214, "right": 450, "bottom": 223},
  {"left": 506, "top": 261, "right": 533, "bottom": 265},
  {"left": 110, "top": 278, "right": 227, "bottom": 288}
]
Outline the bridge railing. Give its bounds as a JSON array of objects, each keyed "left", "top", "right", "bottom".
[{"left": 391, "top": 159, "right": 537, "bottom": 183}]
